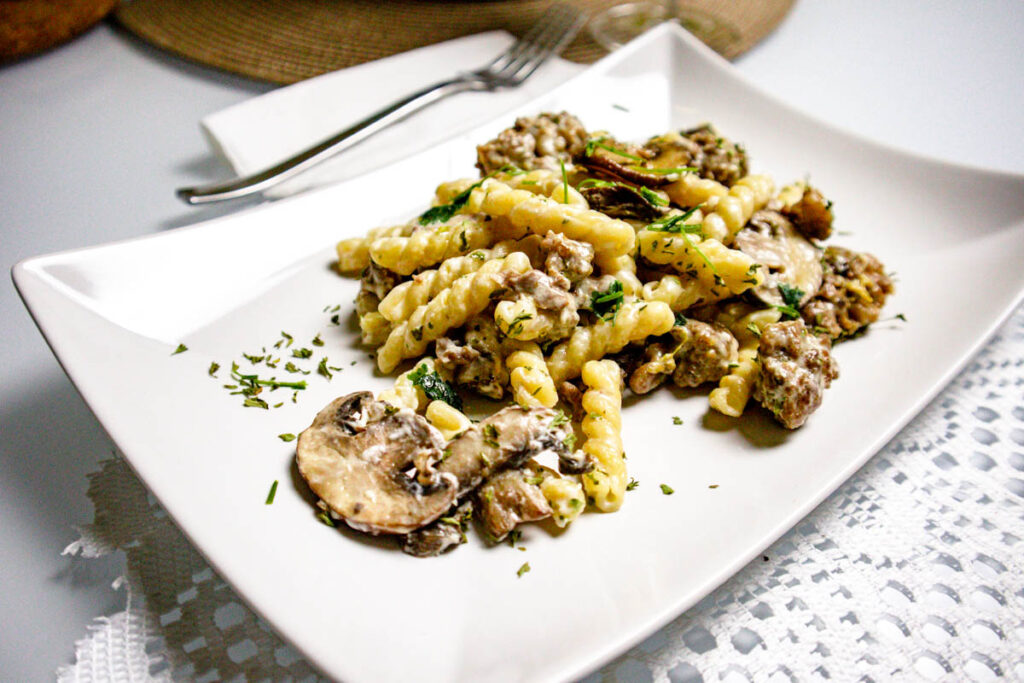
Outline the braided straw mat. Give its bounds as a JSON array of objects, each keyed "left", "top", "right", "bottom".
[{"left": 114, "top": 0, "right": 794, "bottom": 85}]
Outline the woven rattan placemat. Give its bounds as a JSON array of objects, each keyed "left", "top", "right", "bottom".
[{"left": 114, "top": 0, "right": 794, "bottom": 84}]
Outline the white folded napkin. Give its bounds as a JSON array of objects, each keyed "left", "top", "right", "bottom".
[{"left": 201, "top": 31, "right": 586, "bottom": 199}]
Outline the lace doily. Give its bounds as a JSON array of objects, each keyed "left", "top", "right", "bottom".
[{"left": 58, "top": 305, "right": 1024, "bottom": 682}]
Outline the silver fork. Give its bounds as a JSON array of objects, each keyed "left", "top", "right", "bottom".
[{"left": 177, "top": 4, "right": 586, "bottom": 204}]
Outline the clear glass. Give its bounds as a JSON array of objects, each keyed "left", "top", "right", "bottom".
[{"left": 589, "top": 1, "right": 741, "bottom": 54}]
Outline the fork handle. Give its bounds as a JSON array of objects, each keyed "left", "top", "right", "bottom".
[{"left": 177, "top": 76, "right": 483, "bottom": 204}]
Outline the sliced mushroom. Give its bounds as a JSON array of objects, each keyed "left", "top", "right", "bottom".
[
  {"left": 733, "top": 210, "right": 823, "bottom": 308},
  {"left": 476, "top": 466, "right": 552, "bottom": 542},
  {"left": 401, "top": 500, "right": 472, "bottom": 557},
  {"left": 576, "top": 136, "right": 679, "bottom": 187},
  {"left": 439, "top": 405, "right": 570, "bottom": 497},
  {"left": 579, "top": 183, "right": 669, "bottom": 221},
  {"left": 296, "top": 392, "right": 457, "bottom": 535}
]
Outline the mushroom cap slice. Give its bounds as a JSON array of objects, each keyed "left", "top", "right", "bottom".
[
  {"left": 439, "top": 406, "right": 570, "bottom": 497},
  {"left": 296, "top": 392, "right": 457, "bottom": 535},
  {"left": 734, "top": 210, "right": 823, "bottom": 308}
]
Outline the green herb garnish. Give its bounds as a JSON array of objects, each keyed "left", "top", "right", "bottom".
[
  {"left": 660, "top": 484, "right": 675, "bottom": 495},
  {"left": 408, "top": 362, "right": 463, "bottom": 411},
  {"left": 672, "top": 416, "right": 683, "bottom": 426},
  {"left": 627, "top": 478, "right": 639, "bottom": 491},
  {"left": 172, "top": 343, "right": 188, "bottom": 355},
  {"left": 590, "top": 279, "right": 624, "bottom": 321},
  {"left": 208, "top": 362, "right": 220, "bottom": 377},
  {"left": 639, "top": 186, "right": 669, "bottom": 206},
  {"left": 559, "top": 158, "right": 569, "bottom": 204},
  {"left": 419, "top": 176, "right": 488, "bottom": 225},
  {"left": 265, "top": 480, "right": 278, "bottom": 504},
  {"left": 647, "top": 205, "right": 704, "bottom": 234},
  {"left": 517, "top": 562, "right": 531, "bottom": 578},
  {"left": 773, "top": 283, "right": 805, "bottom": 320},
  {"left": 278, "top": 433, "right": 296, "bottom": 442}
]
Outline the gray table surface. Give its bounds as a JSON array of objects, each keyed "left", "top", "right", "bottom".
[{"left": 2, "top": 2, "right": 1022, "bottom": 679}]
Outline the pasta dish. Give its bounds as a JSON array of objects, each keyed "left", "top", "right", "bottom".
[{"left": 295, "top": 113, "right": 894, "bottom": 556}]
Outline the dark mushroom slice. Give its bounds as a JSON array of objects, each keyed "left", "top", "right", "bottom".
[
  {"left": 576, "top": 135, "right": 682, "bottom": 187},
  {"left": 578, "top": 182, "right": 669, "bottom": 221},
  {"left": 733, "top": 210, "right": 823, "bottom": 309},
  {"left": 475, "top": 467, "right": 552, "bottom": 542},
  {"left": 401, "top": 500, "right": 473, "bottom": 558},
  {"left": 438, "top": 405, "right": 571, "bottom": 497},
  {"left": 296, "top": 393, "right": 457, "bottom": 535}
]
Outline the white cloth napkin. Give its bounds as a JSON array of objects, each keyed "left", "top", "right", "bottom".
[{"left": 200, "top": 31, "right": 586, "bottom": 199}]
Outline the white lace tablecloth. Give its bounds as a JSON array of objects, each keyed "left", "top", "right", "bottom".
[{"left": 58, "top": 303, "right": 1024, "bottom": 682}]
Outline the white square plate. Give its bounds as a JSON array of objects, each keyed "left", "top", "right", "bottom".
[{"left": 15, "top": 24, "right": 1024, "bottom": 682}]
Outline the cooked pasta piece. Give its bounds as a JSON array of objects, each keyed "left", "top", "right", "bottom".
[
  {"left": 593, "top": 253, "right": 643, "bottom": 296},
  {"left": 708, "top": 305, "right": 782, "bottom": 417},
  {"left": 637, "top": 231, "right": 762, "bottom": 295},
  {"left": 496, "top": 168, "right": 588, "bottom": 208},
  {"left": 425, "top": 400, "right": 472, "bottom": 440},
  {"left": 580, "top": 360, "right": 626, "bottom": 512},
  {"left": 378, "top": 358, "right": 438, "bottom": 411},
  {"left": 663, "top": 172, "right": 729, "bottom": 207},
  {"left": 546, "top": 300, "right": 675, "bottom": 384},
  {"left": 641, "top": 274, "right": 728, "bottom": 311},
  {"left": 494, "top": 295, "right": 543, "bottom": 341},
  {"left": 370, "top": 214, "right": 492, "bottom": 275},
  {"left": 540, "top": 475, "right": 585, "bottom": 527},
  {"left": 377, "top": 252, "right": 532, "bottom": 373},
  {"left": 336, "top": 224, "right": 411, "bottom": 273},
  {"left": 506, "top": 342, "right": 558, "bottom": 409},
  {"left": 378, "top": 250, "right": 490, "bottom": 323},
  {"left": 700, "top": 174, "right": 774, "bottom": 243},
  {"left": 467, "top": 179, "right": 635, "bottom": 259},
  {"left": 359, "top": 311, "right": 392, "bottom": 347}
]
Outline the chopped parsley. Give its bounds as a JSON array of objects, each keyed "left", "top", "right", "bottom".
[
  {"left": 559, "top": 158, "right": 570, "bottom": 204},
  {"left": 408, "top": 363, "right": 463, "bottom": 411},
  {"left": 419, "top": 175, "right": 491, "bottom": 225},
  {"left": 265, "top": 480, "right": 278, "bottom": 504},
  {"left": 639, "top": 186, "right": 668, "bottom": 206},
  {"left": 278, "top": 433, "right": 296, "bottom": 442},
  {"left": 626, "top": 478, "right": 639, "bottom": 491},
  {"left": 517, "top": 562, "right": 531, "bottom": 578},
  {"left": 660, "top": 484, "right": 675, "bottom": 495},
  {"left": 208, "top": 361, "right": 220, "bottom": 377},
  {"left": 505, "top": 312, "right": 534, "bottom": 337},
  {"left": 171, "top": 343, "right": 188, "bottom": 355},
  {"left": 773, "top": 283, "right": 805, "bottom": 320},
  {"left": 674, "top": 311, "right": 688, "bottom": 327},
  {"left": 647, "top": 205, "right": 704, "bottom": 234},
  {"left": 590, "top": 279, "right": 624, "bottom": 321},
  {"left": 672, "top": 416, "right": 683, "bottom": 426},
  {"left": 292, "top": 347, "right": 313, "bottom": 359}
]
